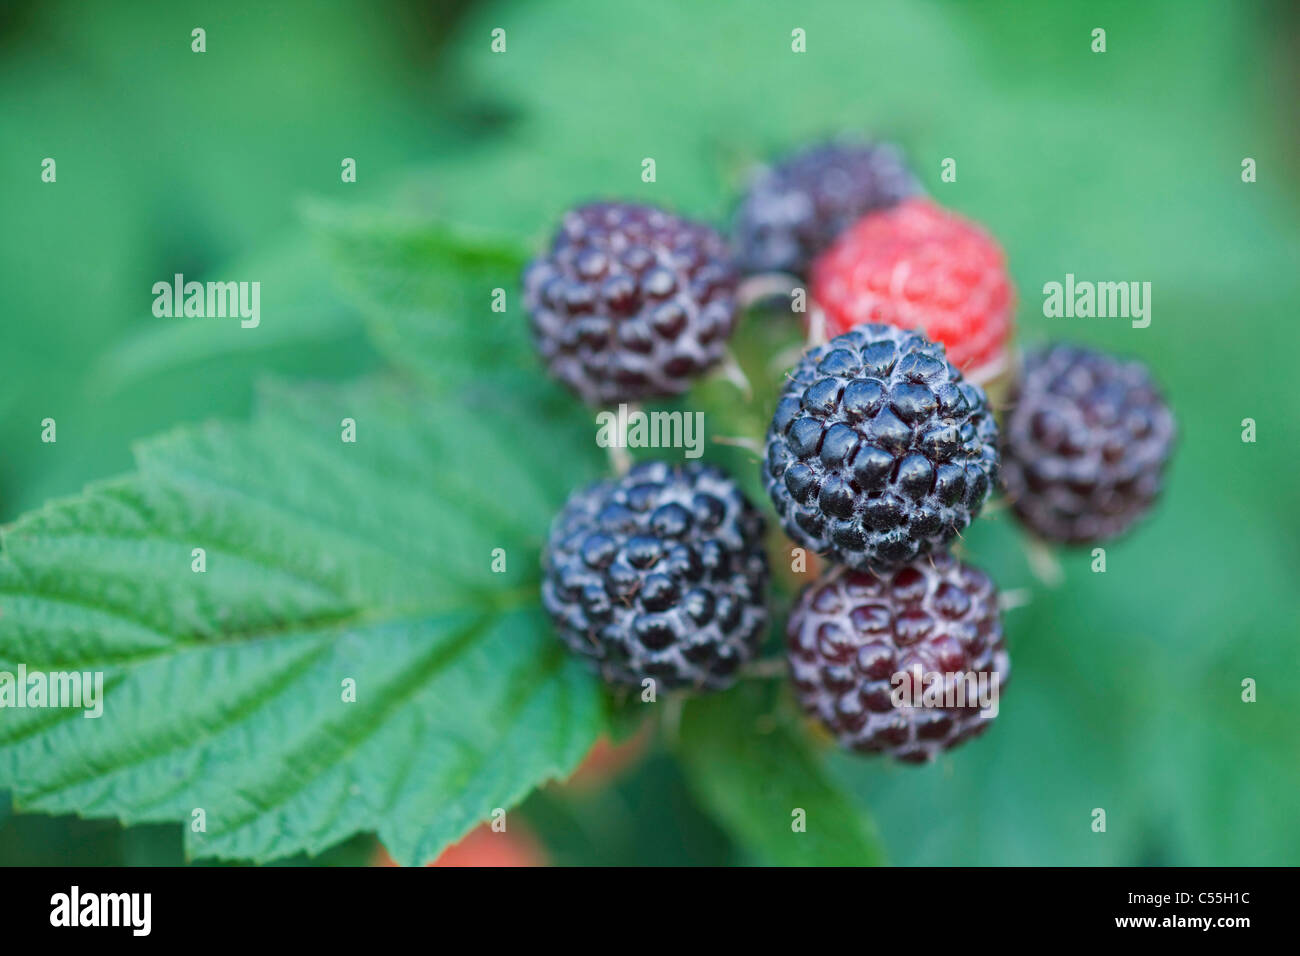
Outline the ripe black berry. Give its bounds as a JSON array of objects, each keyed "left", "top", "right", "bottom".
[
  {"left": 1001, "top": 344, "right": 1176, "bottom": 544},
  {"left": 763, "top": 324, "right": 999, "bottom": 571},
  {"left": 787, "top": 553, "right": 1008, "bottom": 762},
  {"left": 542, "top": 461, "right": 769, "bottom": 691},
  {"left": 523, "top": 202, "right": 739, "bottom": 405},
  {"left": 732, "top": 141, "right": 920, "bottom": 277}
]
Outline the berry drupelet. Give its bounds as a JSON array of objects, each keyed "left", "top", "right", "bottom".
[
  {"left": 541, "top": 461, "right": 769, "bottom": 692},
  {"left": 523, "top": 202, "right": 740, "bottom": 405},
  {"left": 764, "top": 324, "right": 999, "bottom": 571}
]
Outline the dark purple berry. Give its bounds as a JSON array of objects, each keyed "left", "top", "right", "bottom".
[
  {"left": 732, "top": 141, "right": 920, "bottom": 277},
  {"left": 787, "top": 553, "right": 1009, "bottom": 762},
  {"left": 523, "top": 203, "right": 739, "bottom": 405},
  {"left": 1001, "top": 344, "right": 1176, "bottom": 544}
]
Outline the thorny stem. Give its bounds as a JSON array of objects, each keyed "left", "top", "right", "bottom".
[
  {"left": 1023, "top": 534, "right": 1064, "bottom": 588},
  {"left": 806, "top": 303, "right": 829, "bottom": 348},
  {"left": 964, "top": 349, "right": 1010, "bottom": 389},
  {"left": 736, "top": 271, "right": 802, "bottom": 310},
  {"left": 606, "top": 441, "right": 632, "bottom": 476},
  {"left": 603, "top": 401, "right": 640, "bottom": 476},
  {"left": 658, "top": 691, "right": 685, "bottom": 746},
  {"left": 770, "top": 342, "right": 808, "bottom": 373},
  {"left": 981, "top": 495, "right": 1011, "bottom": 515},
  {"left": 712, "top": 434, "right": 765, "bottom": 458},
  {"left": 716, "top": 348, "right": 753, "bottom": 399},
  {"left": 741, "top": 657, "right": 790, "bottom": 679},
  {"left": 769, "top": 303, "right": 829, "bottom": 372},
  {"left": 998, "top": 588, "right": 1033, "bottom": 612}
]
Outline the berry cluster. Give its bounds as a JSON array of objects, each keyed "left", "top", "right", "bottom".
[{"left": 525, "top": 137, "right": 1174, "bottom": 765}]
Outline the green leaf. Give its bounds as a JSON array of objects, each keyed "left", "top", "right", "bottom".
[
  {"left": 676, "top": 683, "right": 887, "bottom": 866},
  {"left": 90, "top": 240, "right": 368, "bottom": 393},
  {"left": 0, "top": 377, "right": 606, "bottom": 865},
  {"left": 306, "top": 201, "right": 534, "bottom": 393}
]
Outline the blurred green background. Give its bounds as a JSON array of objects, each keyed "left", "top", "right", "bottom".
[{"left": 1, "top": 0, "right": 1297, "bottom": 865}]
